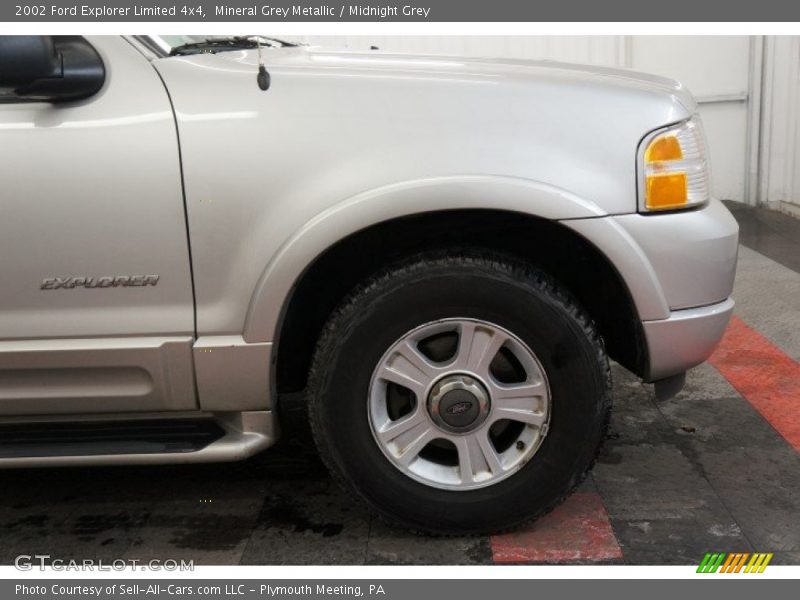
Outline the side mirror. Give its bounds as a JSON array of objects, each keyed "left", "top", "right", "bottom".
[{"left": 0, "top": 36, "right": 105, "bottom": 103}]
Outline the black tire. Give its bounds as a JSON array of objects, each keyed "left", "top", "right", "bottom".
[{"left": 307, "top": 253, "right": 611, "bottom": 535}]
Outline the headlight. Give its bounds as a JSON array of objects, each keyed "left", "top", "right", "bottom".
[{"left": 639, "top": 117, "right": 710, "bottom": 212}]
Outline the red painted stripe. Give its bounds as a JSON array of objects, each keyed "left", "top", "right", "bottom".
[
  {"left": 491, "top": 492, "right": 622, "bottom": 563},
  {"left": 709, "top": 315, "right": 800, "bottom": 452}
]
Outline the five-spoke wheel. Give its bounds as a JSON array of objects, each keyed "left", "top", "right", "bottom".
[{"left": 368, "top": 319, "right": 550, "bottom": 490}]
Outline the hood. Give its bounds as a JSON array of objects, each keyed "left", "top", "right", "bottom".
[
  {"left": 210, "top": 46, "right": 697, "bottom": 113},
  {"left": 154, "top": 45, "right": 696, "bottom": 218}
]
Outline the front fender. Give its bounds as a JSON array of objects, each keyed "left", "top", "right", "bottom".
[
  {"left": 243, "top": 175, "right": 606, "bottom": 343},
  {"left": 561, "top": 216, "right": 671, "bottom": 322}
]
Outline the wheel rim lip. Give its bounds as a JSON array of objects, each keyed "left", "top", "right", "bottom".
[{"left": 367, "top": 317, "right": 552, "bottom": 491}]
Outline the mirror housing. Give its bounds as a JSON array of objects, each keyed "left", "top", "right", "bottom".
[{"left": 0, "top": 36, "right": 105, "bottom": 103}]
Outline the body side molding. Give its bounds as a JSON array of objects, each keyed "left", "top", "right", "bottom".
[
  {"left": 193, "top": 335, "right": 272, "bottom": 411},
  {"left": 0, "top": 337, "right": 196, "bottom": 415}
]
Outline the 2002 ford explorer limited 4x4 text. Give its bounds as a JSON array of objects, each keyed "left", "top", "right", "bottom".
[{"left": 0, "top": 35, "right": 739, "bottom": 534}]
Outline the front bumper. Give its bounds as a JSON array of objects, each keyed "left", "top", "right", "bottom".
[
  {"left": 562, "top": 198, "right": 739, "bottom": 383},
  {"left": 613, "top": 198, "right": 739, "bottom": 312},
  {"left": 642, "top": 297, "right": 734, "bottom": 381},
  {"left": 612, "top": 198, "right": 739, "bottom": 381}
]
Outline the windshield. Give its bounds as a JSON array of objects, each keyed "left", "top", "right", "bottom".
[{"left": 148, "top": 35, "right": 298, "bottom": 55}]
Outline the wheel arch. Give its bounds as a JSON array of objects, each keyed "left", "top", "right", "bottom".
[
  {"left": 252, "top": 179, "right": 660, "bottom": 396},
  {"left": 244, "top": 175, "right": 606, "bottom": 345}
]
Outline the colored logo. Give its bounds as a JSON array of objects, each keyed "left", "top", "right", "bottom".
[{"left": 697, "top": 552, "right": 773, "bottom": 573}]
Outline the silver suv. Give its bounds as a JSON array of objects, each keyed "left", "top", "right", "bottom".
[{"left": 0, "top": 35, "right": 739, "bottom": 534}]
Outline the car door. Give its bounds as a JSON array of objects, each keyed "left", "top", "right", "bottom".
[{"left": 0, "top": 36, "right": 197, "bottom": 416}]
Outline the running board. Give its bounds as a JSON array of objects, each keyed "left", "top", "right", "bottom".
[{"left": 0, "top": 411, "right": 276, "bottom": 468}]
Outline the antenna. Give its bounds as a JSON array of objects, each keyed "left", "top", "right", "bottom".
[{"left": 256, "top": 37, "right": 270, "bottom": 91}]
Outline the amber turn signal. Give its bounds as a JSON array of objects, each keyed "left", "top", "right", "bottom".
[{"left": 641, "top": 118, "right": 708, "bottom": 212}]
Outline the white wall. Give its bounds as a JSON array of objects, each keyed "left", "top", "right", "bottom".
[
  {"left": 628, "top": 37, "right": 751, "bottom": 203},
  {"left": 286, "top": 35, "right": 799, "bottom": 211},
  {"left": 759, "top": 36, "right": 800, "bottom": 217}
]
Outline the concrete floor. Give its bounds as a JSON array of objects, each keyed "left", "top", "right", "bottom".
[{"left": 1, "top": 201, "right": 798, "bottom": 566}]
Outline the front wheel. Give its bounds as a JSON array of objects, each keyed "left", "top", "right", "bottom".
[{"left": 307, "top": 254, "right": 611, "bottom": 534}]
